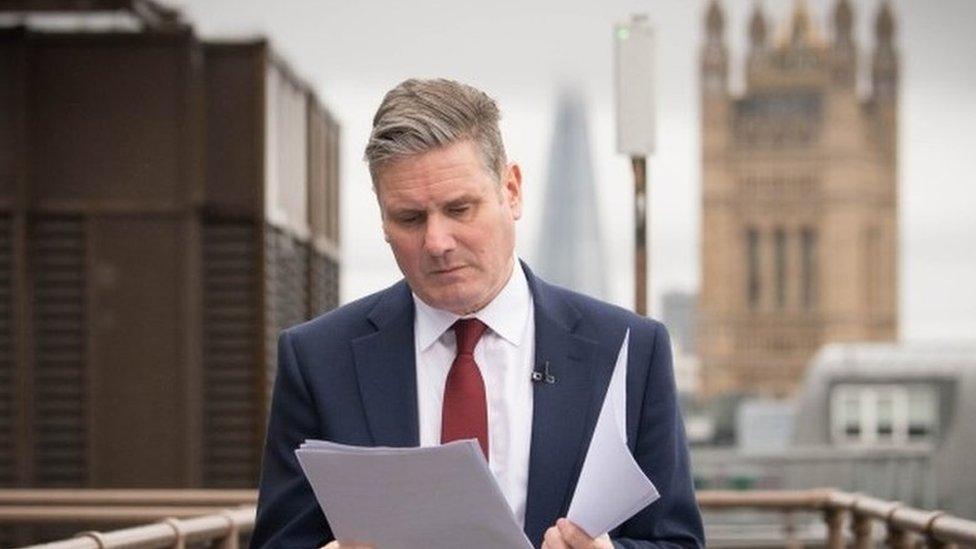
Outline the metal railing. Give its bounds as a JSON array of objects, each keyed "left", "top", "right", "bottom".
[
  {"left": 18, "top": 508, "right": 254, "bottom": 549},
  {"left": 0, "top": 490, "right": 256, "bottom": 548},
  {"left": 2, "top": 489, "right": 975, "bottom": 548},
  {"left": 699, "top": 489, "right": 976, "bottom": 548},
  {"left": 0, "top": 489, "right": 256, "bottom": 524}
]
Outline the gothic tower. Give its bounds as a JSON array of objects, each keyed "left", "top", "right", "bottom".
[{"left": 699, "top": 0, "right": 899, "bottom": 398}]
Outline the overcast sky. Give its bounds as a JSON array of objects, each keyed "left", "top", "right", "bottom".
[{"left": 171, "top": 0, "right": 976, "bottom": 341}]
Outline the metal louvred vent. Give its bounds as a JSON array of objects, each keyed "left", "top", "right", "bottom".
[
  {"left": 325, "top": 256, "right": 338, "bottom": 312},
  {"left": 308, "top": 252, "right": 339, "bottom": 318},
  {"left": 30, "top": 217, "right": 87, "bottom": 487},
  {"left": 263, "top": 224, "right": 309, "bottom": 412},
  {"left": 0, "top": 215, "right": 14, "bottom": 487},
  {"left": 202, "top": 221, "right": 259, "bottom": 488}
]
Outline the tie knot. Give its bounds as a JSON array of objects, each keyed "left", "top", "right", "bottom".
[{"left": 453, "top": 318, "right": 487, "bottom": 355}]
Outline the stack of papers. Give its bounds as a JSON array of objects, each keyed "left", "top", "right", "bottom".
[{"left": 296, "top": 439, "right": 533, "bottom": 548}]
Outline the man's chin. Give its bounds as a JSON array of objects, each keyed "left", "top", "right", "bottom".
[
  {"left": 438, "top": 299, "right": 475, "bottom": 316},
  {"left": 420, "top": 290, "right": 478, "bottom": 316}
]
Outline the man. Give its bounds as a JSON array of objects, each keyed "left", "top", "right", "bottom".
[{"left": 251, "top": 78, "right": 704, "bottom": 548}]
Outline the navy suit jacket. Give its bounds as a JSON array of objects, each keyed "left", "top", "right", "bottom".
[{"left": 251, "top": 264, "right": 704, "bottom": 548}]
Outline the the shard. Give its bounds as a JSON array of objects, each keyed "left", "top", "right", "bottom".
[{"left": 534, "top": 88, "right": 607, "bottom": 299}]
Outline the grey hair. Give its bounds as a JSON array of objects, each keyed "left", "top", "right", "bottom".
[{"left": 364, "top": 78, "right": 506, "bottom": 182}]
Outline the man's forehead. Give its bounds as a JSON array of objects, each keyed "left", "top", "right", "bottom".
[
  {"left": 375, "top": 150, "right": 497, "bottom": 202},
  {"left": 379, "top": 182, "right": 483, "bottom": 211},
  {"left": 377, "top": 159, "right": 478, "bottom": 190}
]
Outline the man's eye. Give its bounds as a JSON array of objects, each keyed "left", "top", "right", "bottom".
[
  {"left": 397, "top": 213, "right": 423, "bottom": 224},
  {"left": 447, "top": 206, "right": 470, "bottom": 216}
]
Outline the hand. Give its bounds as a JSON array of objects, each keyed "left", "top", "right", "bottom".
[
  {"left": 541, "top": 518, "right": 613, "bottom": 549},
  {"left": 321, "top": 541, "right": 373, "bottom": 549}
]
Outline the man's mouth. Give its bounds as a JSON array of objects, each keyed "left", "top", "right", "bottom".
[{"left": 430, "top": 265, "right": 466, "bottom": 275}]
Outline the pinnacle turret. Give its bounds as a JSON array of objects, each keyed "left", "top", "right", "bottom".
[
  {"left": 872, "top": 0, "right": 898, "bottom": 99},
  {"left": 833, "top": 0, "right": 853, "bottom": 45},
  {"left": 790, "top": 0, "right": 812, "bottom": 47},
  {"left": 876, "top": 1, "right": 895, "bottom": 44},
  {"left": 831, "top": 0, "right": 856, "bottom": 86},
  {"left": 702, "top": 0, "right": 728, "bottom": 93},
  {"left": 749, "top": 4, "right": 767, "bottom": 50},
  {"left": 706, "top": 0, "right": 724, "bottom": 42}
]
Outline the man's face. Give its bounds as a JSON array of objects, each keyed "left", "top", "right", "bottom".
[{"left": 375, "top": 139, "right": 523, "bottom": 315}]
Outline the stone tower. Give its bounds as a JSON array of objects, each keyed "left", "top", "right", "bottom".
[{"left": 699, "top": 0, "right": 899, "bottom": 398}]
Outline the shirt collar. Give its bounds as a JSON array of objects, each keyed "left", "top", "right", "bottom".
[{"left": 413, "top": 259, "right": 531, "bottom": 351}]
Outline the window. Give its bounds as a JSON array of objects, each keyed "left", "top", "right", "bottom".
[
  {"left": 775, "top": 228, "right": 787, "bottom": 308},
  {"left": 801, "top": 227, "right": 817, "bottom": 310},
  {"left": 747, "top": 228, "right": 761, "bottom": 309},
  {"left": 830, "top": 384, "right": 939, "bottom": 446},
  {"left": 876, "top": 392, "right": 894, "bottom": 440},
  {"left": 864, "top": 227, "right": 881, "bottom": 314},
  {"left": 908, "top": 389, "right": 938, "bottom": 440},
  {"left": 838, "top": 392, "right": 861, "bottom": 438}
]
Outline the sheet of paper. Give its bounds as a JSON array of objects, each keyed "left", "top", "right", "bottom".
[
  {"left": 296, "top": 439, "right": 533, "bottom": 549},
  {"left": 567, "top": 330, "right": 660, "bottom": 537},
  {"left": 609, "top": 329, "right": 628, "bottom": 443}
]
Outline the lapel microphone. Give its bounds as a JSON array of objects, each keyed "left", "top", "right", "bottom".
[{"left": 531, "top": 360, "right": 556, "bottom": 384}]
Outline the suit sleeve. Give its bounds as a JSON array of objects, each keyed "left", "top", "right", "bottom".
[
  {"left": 250, "top": 330, "right": 334, "bottom": 548},
  {"left": 610, "top": 322, "right": 705, "bottom": 548}
]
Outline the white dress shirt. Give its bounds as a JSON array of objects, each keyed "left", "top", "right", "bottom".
[{"left": 413, "top": 260, "right": 535, "bottom": 527}]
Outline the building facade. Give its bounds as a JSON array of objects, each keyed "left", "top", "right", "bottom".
[
  {"left": 793, "top": 342, "right": 976, "bottom": 519},
  {"left": 699, "top": 0, "right": 899, "bottom": 398},
  {"left": 0, "top": 1, "right": 340, "bottom": 506}
]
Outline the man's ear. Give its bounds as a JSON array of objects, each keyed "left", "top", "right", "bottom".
[{"left": 504, "top": 163, "right": 523, "bottom": 220}]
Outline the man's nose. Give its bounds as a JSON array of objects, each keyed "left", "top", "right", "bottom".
[{"left": 423, "top": 215, "right": 456, "bottom": 257}]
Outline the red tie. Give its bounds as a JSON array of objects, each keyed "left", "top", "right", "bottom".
[{"left": 441, "top": 318, "right": 489, "bottom": 460}]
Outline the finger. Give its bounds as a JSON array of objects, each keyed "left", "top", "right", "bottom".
[
  {"left": 556, "top": 518, "right": 597, "bottom": 548},
  {"left": 544, "top": 525, "right": 570, "bottom": 549}
]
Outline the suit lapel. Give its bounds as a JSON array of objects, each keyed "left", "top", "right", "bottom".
[
  {"left": 522, "top": 266, "right": 618, "bottom": 547},
  {"left": 351, "top": 281, "right": 420, "bottom": 447}
]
